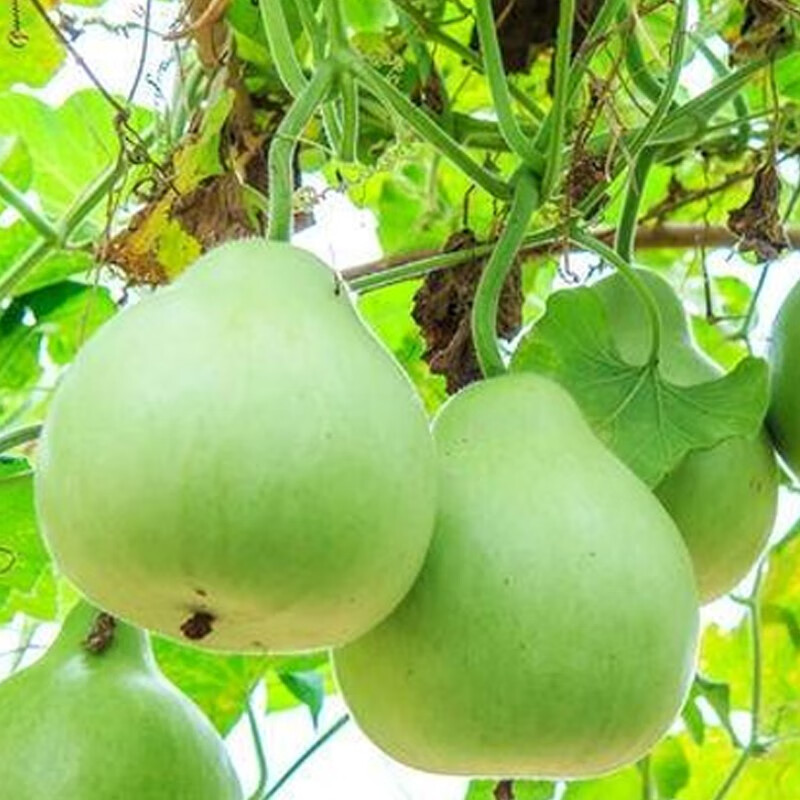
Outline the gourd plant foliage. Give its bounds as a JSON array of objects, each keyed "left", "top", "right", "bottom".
[{"left": 1, "top": 0, "right": 800, "bottom": 798}]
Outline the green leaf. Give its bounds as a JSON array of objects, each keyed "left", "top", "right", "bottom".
[
  {"left": 651, "top": 736, "right": 690, "bottom": 798},
  {"left": 0, "top": 2, "right": 65, "bottom": 91},
  {"left": 0, "top": 458, "right": 57, "bottom": 623},
  {"left": 0, "top": 90, "right": 151, "bottom": 220},
  {"left": 277, "top": 670, "right": 325, "bottom": 727},
  {"left": 344, "top": 0, "right": 396, "bottom": 31},
  {"left": 0, "top": 299, "right": 43, "bottom": 423},
  {"left": 0, "top": 136, "right": 33, "bottom": 194},
  {"left": 512, "top": 287, "right": 770, "bottom": 486},
  {"left": 152, "top": 637, "right": 267, "bottom": 735},
  {"left": 25, "top": 281, "right": 117, "bottom": 365},
  {"left": 465, "top": 780, "right": 555, "bottom": 800},
  {"left": 561, "top": 767, "right": 641, "bottom": 800}
]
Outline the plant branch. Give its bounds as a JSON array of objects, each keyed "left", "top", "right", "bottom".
[
  {"left": 615, "top": 147, "right": 656, "bottom": 262},
  {"left": 263, "top": 714, "right": 350, "bottom": 798},
  {"left": 344, "top": 223, "right": 800, "bottom": 291},
  {"left": 472, "top": 170, "right": 540, "bottom": 377}
]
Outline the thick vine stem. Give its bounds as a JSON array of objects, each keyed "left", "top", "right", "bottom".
[
  {"left": 472, "top": 170, "right": 540, "bottom": 378},
  {"left": 268, "top": 61, "right": 336, "bottom": 242},
  {"left": 294, "top": 0, "right": 344, "bottom": 154},
  {"left": 0, "top": 423, "right": 42, "bottom": 456},
  {"left": 246, "top": 698, "right": 268, "bottom": 800},
  {"left": 539, "top": 0, "right": 575, "bottom": 202},
  {"left": 337, "top": 50, "right": 511, "bottom": 200},
  {"left": 258, "top": 0, "right": 308, "bottom": 97},
  {"left": 339, "top": 72, "right": 360, "bottom": 162},
  {"left": 473, "top": 0, "right": 544, "bottom": 173},
  {"left": 570, "top": 228, "right": 662, "bottom": 366},
  {"left": 615, "top": 147, "right": 656, "bottom": 263}
]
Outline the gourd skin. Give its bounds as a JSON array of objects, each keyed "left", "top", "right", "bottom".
[
  {"left": 0, "top": 602, "right": 242, "bottom": 799},
  {"left": 594, "top": 271, "right": 778, "bottom": 601},
  {"left": 769, "top": 279, "right": 800, "bottom": 479},
  {"left": 35, "top": 240, "right": 437, "bottom": 652},
  {"left": 334, "top": 374, "right": 699, "bottom": 779}
]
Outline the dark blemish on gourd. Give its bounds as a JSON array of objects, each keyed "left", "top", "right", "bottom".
[
  {"left": 181, "top": 611, "right": 215, "bottom": 640},
  {"left": 195, "top": 588, "right": 208, "bottom": 597},
  {"left": 84, "top": 613, "right": 117, "bottom": 654}
]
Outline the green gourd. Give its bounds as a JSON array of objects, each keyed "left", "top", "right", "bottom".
[
  {"left": 334, "top": 374, "right": 699, "bottom": 779},
  {"left": 593, "top": 270, "right": 778, "bottom": 601},
  {"left": 35, "top": 240, "right": 437, "bottom": 652},
  {"left": 768, "top": 278, "right": 800, "bottom": 479},
  {"left": 0, "top": 601, "right": 242, "bottom": 799}
]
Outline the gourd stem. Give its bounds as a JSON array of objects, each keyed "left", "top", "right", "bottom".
[
  {"left": 571, "top": 228, "right": 662, "bottom": 366},
  {"left": 268, "top": 62, "right": 336, "bottom": 242},
  {"left": 246, "top": 697, "right": 268, "bottom": 800},
  {"left": 472, "top": 170, "right": 540, "bottom": 378},
  {"left": 472, "top": 0, "right": 544, "bottom": 172},
  {"left": 615, "top": 147, "right": 656, "bottom": 263},
  {"left": 258, "top": 0, "right": 308, "bottom": 97},
  {"left": 337, "top": 50, "right": 512, "bottom": 200}
]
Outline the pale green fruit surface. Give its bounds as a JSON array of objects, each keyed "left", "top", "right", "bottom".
[
  {"left": 334, "top": 374, "right": 699, "bottom": 779},
  {"left": 35, "top": 240, "right": 437, "bottom": 652},
  {"left": 769, "top": 279, "right": 800, "bottom": 479},
  {"left": 0, "top": 602, "right": 242, "bottom": 799},
  {"left": 594, "top": 270, "right": 778, "bottom": 601}
]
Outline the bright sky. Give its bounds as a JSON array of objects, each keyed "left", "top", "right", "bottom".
[{"left": 4, "top": 2, "right": 800, "bottom": 798}]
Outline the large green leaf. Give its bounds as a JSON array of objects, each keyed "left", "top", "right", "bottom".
[
  {"left": 152, "top": 637, "right": 268, "bottom": 735},
  {"left": 512, "top": 287, "right": 770, "bottom": 486},
  {"left": 343, "top": 0, "right": 397, "bottom": 31},
  {"left": 0, "top": 90, "right": 151, "bottom": 220},
  {"left": 0, "top": 459, "right": 57, "bottom": 623}
]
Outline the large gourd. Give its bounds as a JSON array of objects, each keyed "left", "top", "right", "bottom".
[
  {"left": 769, "top": 278, "right": 800, "bottom": 479},
  {"left": 35, "top": 240, "right": 437, "bottom": 652},
  {"left": 0, "top": 601, "right": 242, "bottom": 799},
  {"left": 334, "top": 374, "right": 699, "bottom": 779},
  {"left": 593, "top": 270, "right": 778, "bottom": 601}
]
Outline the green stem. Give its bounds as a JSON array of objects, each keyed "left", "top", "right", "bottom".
[
  {"left": 628, "top": 0, "right": 689, "bottom": 158},
  {"left": 268, "top": 61, "right": 336, "bottom": 242},
  {"left": 472, "top": 170, "right": 540, "bottom": 378},
  {"left": 615, "top": 147, "right": 656, "bottom": 263},
  {"left": 246, "top": 699, "right": 268, "bottom": 800},
  {"left": 622, "top": 8, "right": 668, "bottom": 107},
  {"left": 339, "top": 72, "right": 360, "bottom": 162},
  {"left": 540, "top": 0, "right": 575, "bottom": 202},
  {"left": 295, "top": 0, "right": 344, "bottom": 153},
  {"left": 339, "top": 51, "right": 511, "bottom": 200},
  {"left": 571, "top": 227, "right": 662, "bottom": 365},
  {"left": 264, "top": 714, "right": 350, "bottom": 798},
  {"left": 0, "top": 423, "right": 42, "bottom": 455},
  {"left": 259, "top": 0, "right": 308, "bottom": 96},
  {"left": 347, "top": 225, "right": 561, "bottom": 292},
  {"left": 0, "top": 175, "right": 58, "bottom": 242},
  {"left": 473, "top": 0, "right": 543, "bottom": 172},
  {"left": 390, "top": 0, "right": 545, "bottom": 122},
  {"left": 689, "top": 33, "right": 750, "bottom": 150},
  {"left": 321, "top": 0, "right": 347, "bottom": 49}
]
